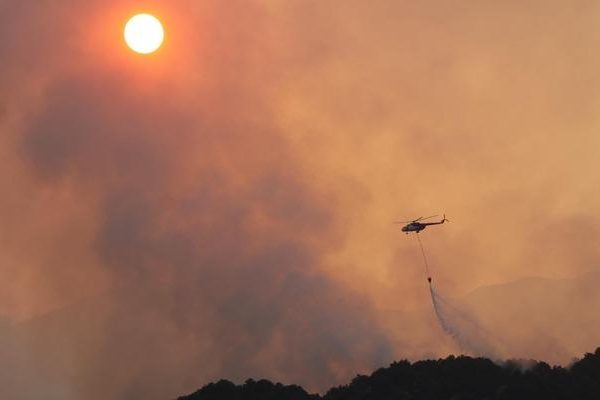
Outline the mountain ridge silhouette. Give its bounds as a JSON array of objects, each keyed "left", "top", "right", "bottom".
[{"left": 177, "top": 347, "right": 600, "bottom": 400}]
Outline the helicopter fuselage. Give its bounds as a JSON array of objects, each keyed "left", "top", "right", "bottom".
[
  {"left": 401, "top": 222, "right": 427, "bottom": 233},
  {"left": 401, "top": 218, "right": 447, "bottom": 234}
]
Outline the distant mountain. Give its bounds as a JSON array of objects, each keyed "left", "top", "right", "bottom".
[
  {"left": 178, "top": 347, "right": 600, "bottom": 400},
  {"left": 375, "top": 270, "right": 600, "bottom": 364},
  {"left": 461, "top": 270, "right": 600, "bottom": 363}
]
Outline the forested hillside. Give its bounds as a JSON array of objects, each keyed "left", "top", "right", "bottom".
[{"left": 179, "top": 348, "right": 600, "bottom": 400}]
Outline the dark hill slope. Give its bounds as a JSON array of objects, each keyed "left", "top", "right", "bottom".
[
  {"left": 178, "top": 348, "right": 600, "bottom": 400},
  {"left": 178, "top": 379, "right": 319, "bottom": 400}
]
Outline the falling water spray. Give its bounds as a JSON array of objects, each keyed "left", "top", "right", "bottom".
[{"left": 415, "top": 233, "right": 498, "bottom": 358}]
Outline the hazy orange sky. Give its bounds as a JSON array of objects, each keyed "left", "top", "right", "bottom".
[{"left": 1, "top": 1, "right": 600, "bottom": 399}]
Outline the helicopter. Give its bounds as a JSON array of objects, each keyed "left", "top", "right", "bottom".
[{"left": 395, "top": 214, "right": 448, "bottom": 234}]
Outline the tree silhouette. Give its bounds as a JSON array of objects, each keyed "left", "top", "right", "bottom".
[{"left": 178, "top": 347, "right": 600, "bottom": 400}]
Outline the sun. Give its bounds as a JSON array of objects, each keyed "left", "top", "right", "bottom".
[{"left": 124, "top": 14, "right": 164, "bottom": 55}]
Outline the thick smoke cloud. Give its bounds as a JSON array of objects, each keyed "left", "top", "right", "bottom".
[
  {"left": 1, "top": 1, "right": 391, "bottom": 398},
  {"left": 2, "top": 0, "right": 600, "bottom": 399}
]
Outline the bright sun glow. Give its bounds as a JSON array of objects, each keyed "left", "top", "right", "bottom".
[{"left": 124, "top": 14, "right": 164, "bottom": 54}]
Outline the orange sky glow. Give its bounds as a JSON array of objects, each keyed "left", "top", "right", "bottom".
[{"left": 1, "top": 1, "right": 600, "bottom": 399}]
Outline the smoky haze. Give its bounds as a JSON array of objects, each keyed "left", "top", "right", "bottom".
[{"left": 1, "top": 0, "right": 600, "bottom": 399}]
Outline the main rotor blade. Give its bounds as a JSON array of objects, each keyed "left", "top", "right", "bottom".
[
  {"left": 419, "top": 214, "right": 439, "bottom": 221},
  {"left": 396, "top": 216, "right": 425, "bottom": 223}
]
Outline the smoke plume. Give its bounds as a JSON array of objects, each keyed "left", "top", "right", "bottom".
[{"left": 2, "top": 0, "right": 600, "bottom": 399}]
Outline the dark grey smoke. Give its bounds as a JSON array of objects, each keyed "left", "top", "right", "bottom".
[{"left": 0, "top": 1, "right": 393, "bottom": 398}]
